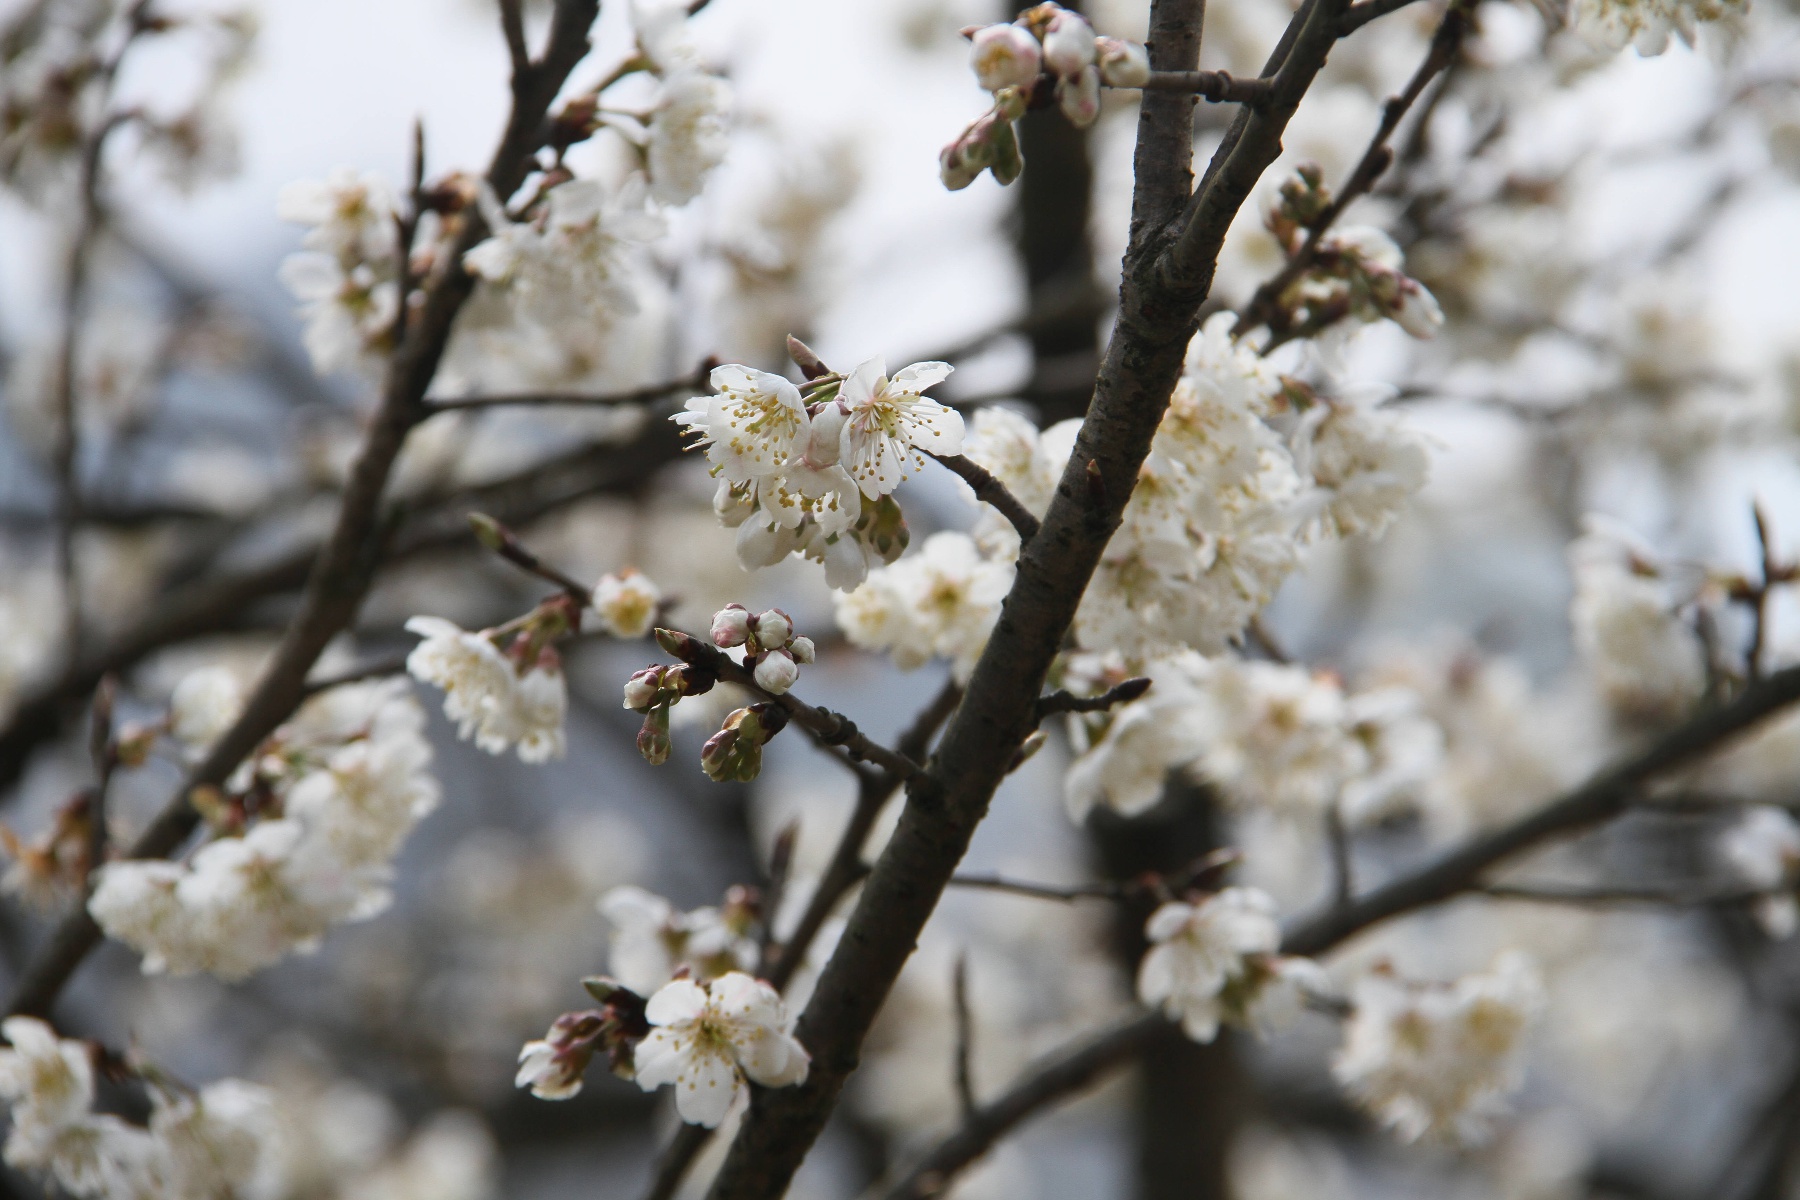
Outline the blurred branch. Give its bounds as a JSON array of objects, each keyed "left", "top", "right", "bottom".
[
  {"left": 421, "top": 365, "right": 712, "bottom": 414},
  {"left": 1282, "top": 662, "right": 1800, "bottom": 956},
  {"left": 1337, "top": 0, "right": 1430, "bottom": 34},
  {"left": 1475, "top": 881, "right": 1771, "bottom": 907},
  {"left": 952, "top": 953, "right": 977, "bottom": 1120},
  {"left": 876, "top": 1010, "right": 1164, "bottom": 1200},
  {"left": 2, "top": 0, "right": 608, "bottom": 1021},
  {"left": 1233, "top": 2, "right": 1468, "bottom": 342}
]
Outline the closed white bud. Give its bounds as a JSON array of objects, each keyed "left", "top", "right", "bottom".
[
  {"left": 711, "top": 604, "right": 753, "bottom": 648},
  {"left": 754, "top": 649, "right": 799, "bottom": 695},
  {"left": 788, "top": 636, "right": 816, "bottom": 664},
  {"left": 1057, "top": 65, "right": 1101, "bottom": 127},
  {"left": 1096, "top": 37, "right": 1150, "bottom": 87},
  {"left": 623, "top": 667, "right": 663, "bottom": 711},
  {"left": 1040, "top": 10, "right": 1097, "bottom": 76},
  {"left": 802, "top": 401, "right": 846, "bottom": 468},
  {"left": 970, "top": 24, "right": 1042, "bottom": 92},
  {"left": 754, "top": 609, "right": 794, "bottom": 648}
]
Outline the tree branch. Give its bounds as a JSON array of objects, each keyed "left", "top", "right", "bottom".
[
  {"left": 1232, "top": 3, "right": 1467, "bottom": 338},
  {"left": 927, "top": 453, "right": 1041, "bottom": 544},
  {"left": 3, "top": 0, "right": 606, "bottom": 1020},
  {"left": 1034, "top": 676, "right": 1151, "bottom": 720},
  {"left": 420, "top": 365, "right": 711, "bottom": 414},
  {"left": 1136, "top": 70, "right": 1272, "bottom": 104},
  {"left": 1281, "top": 662, "right": 1800, "bottom": 957}
]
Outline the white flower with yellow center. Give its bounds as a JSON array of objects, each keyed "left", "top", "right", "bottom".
[
  {"left": 633, "top": 973, "right": 810, "bottom": 1127},
  {"left": 675, "top": 365, "right": 810, "bottom": 483},
  {"left": 837, "top": 358, "right": 962, "bottom": 498}
]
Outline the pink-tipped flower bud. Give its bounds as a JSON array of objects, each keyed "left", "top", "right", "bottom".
[
  {"left": 1040, "top": 9, "right": 1096, "bottom": 77},
  {"left": 754, "top": 648, "right": 799, "bottom": 695},
  {"left": 1057, "top": 64, "right": 1101, "bottom": 127},
  {"left": 623, "top": 666, "right": 663, "bottom": 711},
  {"left": 637, "top": 707, "right": 672, "bottom": 765},
  {"left": 753, "top": 608, "right": 794, "bottom": 649},
  {"left": 969, "top": 23, "right": 1042, "bottom": 92},
  {"left": 788, "top": 635, "right": 816, "bottom": 665},
  {"left": 711, "top": 604, "right": 753, "bottom": 648},
  {"left": 1096, "top": 36, "right": 1150, "bottom": 87}
]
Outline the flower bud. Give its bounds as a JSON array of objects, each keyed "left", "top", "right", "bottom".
[
  {"left": 788, "top": 636, "right": 816, "bottom": 665},
  {"left": 753, "top": 609, "right": 794, "bottom": 649},
  {"left": 940, "top": 115, "right": 999, "bottom": 191},
  {"left": 1392, "top": 282, "right": 1444, "bottom": 340},
  {"left": 713, "top": 479, "right": 755, "bottom": 528},
  {"left": 857, "top": 493, "right": 911, "bottom": 564},
  {"left": 802, "top": 401, "right": 845, "bottom": 468},
  {"left": 623, "top": 666, "right": 663, "bottom": 711},
  {"left": 1096, "top": 36, "right": 1150, "bottom": 87},
  {"left": 1040, "top": 9, "right": 1096, "bottom": 76},
  {"left": 754, "top": 649, "right": 799, "bottom": 695},
  {"left": 637, "top": 707, "right": 672, "bottom": 765},
  {"left": 711, "top": 604, "right": 753, "bottom": 648},
  {"left": 1057, "top": 64, "right": 1101, "bottom": 127},
  {"left": 969, "top": 23, "right": 1042, "bottom": 92},
  {"left": 655, "top": 627, "right": 703, "bottom": 661}
]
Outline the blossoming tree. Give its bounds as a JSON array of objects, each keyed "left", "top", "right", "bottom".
[{"left": 0, "top": 0, "right": 1797, "bottom": 1196}]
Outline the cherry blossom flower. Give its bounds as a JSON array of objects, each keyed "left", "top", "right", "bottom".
[
  {"left": 969, "top": 25, "right": 1041, "bottom": 92},
  {"left": 836, "top": 358, "right": 963, "bottom": 498},
  {"left": 648, "top": 68, "right": 730, "bottom": 206},
  {"left": 1333, "top": 956, "right": 1543, "bottom": 1143},
  {"left": 675, "top": 364, "right": 811, "bottom": 483},
  {"left": 168, "top": 666, "right": 244, "bottom": 751},
  {"left": 1137, "top": 888, "right": 1283, "bottom": 1042},
  {"left": 1719, "top": 806, "right": 1800, "bottom": 938},
  {"left": 633, "top": 973, "right": 810, "bottom": 1127},
  {"left": 593, "top": 570, "right": 662, "bottom": 639}
]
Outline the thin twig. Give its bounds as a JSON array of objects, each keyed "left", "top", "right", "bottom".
[
  {"left": 1476, "top": 882, "right": 1771, "bottom": 908},
  {"left": 1136, "top": 70, "right": 1272, "bottom": 104},
  {"left": 300, "top": 654, "right": 411, "bottom": 697},
  {"left": 421, "top": 366, "right": 711, "bottom": 414},
  {"left": 952, "top": 954, "right": 977, "bottom": 1121},
  {"left": 928, "top": 453, "right": 1042, "bottom": 544},
  {"left": 468, "top": 512, "right": 593, "bottom": 603},
  {"left": 1234, "top": 3, "right": 1467, "bottom": 339},
  {"left": 1035, "top": 676, "right": 1151, "bottom": 721},
  {"left": 1325, "top": 797, "right": 1352, "bottom": 905},
  {"left": 655, "top": 632, "right": 932, "bottom": 789},
  {"left": 947, "top": 873, "right": 1125, "bottom": 903}
]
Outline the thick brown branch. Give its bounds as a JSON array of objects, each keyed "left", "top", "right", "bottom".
[
  {"left": 1337, "top": 0, "right": 1430, "bottom": 33},
  {"left": 3, "top": 0, "right": 605, "bottom": 1020},
  {"left": 927, "top": 453, "right": 1041, "bottom": 544}
]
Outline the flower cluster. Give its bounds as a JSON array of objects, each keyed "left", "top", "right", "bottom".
[
  {"left": 711, "top": 604, "right": 816, "bottom": 695},
  {"left": 1568, "top": 518, "right": 1707, "bottom": 724},
  {"left": 1065, "top": 654, "right": 1442, "bottom": 825},
  {"left": 88, "top": 679, "right": 439, "bottom": 980},
  {"left": 629, "top": 0, "right": 733, "bottom": 205},
  {"left": 1332, "top": 955, "right": 1544, "bottom": 1143},
  {"left": 0, "top": 1016, "right": 282, "bottom": 1199},
  {"left": 1263, "top": 167, "right": 1444, "bottom": 341},
  {"left": 1137, "top": 888, "right": 1330, "bottom": 1042},
  {"left": 679, "top": 352, "right": 960, "bottom": 590},
  {"left": 277, "top": 169, "right": 404, "bottom": 376},
  {"left": 599, "top": 884, "right": 760, "bottom": 994},
  {"left": 834, "top": 532, "right": 1013, "bottom": 681},
  {"left": 1572, "top": 0, "right": 1746, "bottom": 55},
  {"left": 942, "top": 4, "right": 1149, "bottom": 189},
  {"left": 515, "top": 970, "right": 809, "bottom": 1129},
  {"left": 405, "top": 608, "right": 571, "bottom": 763}
]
